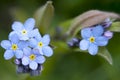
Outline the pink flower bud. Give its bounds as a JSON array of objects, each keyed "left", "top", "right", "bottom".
[{"left": 104, "top": 31, "right": 113, "bottom": 39}]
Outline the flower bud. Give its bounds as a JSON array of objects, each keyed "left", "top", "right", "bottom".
[
  {"left": 14, "top": 59, "right": 21, "bottom": 65},
  {"left": 102, "top": 18, "right": 112, "bottom": 28},
  {"left": 67, "top": 38, "right": 80, "bottom": 47},
  {"left": 104, "top": 31, "right": 113, "bottom": 39}
]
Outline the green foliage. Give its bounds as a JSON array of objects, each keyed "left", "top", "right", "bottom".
[{"left": 1, "top": 0, "right": 120, "bottom": 80}]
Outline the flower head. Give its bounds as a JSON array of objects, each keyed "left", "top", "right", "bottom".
[
  {"left": 10, "top": 18, "right": 39, "bottom": 40},
  {"left": 29, "top": 33, "right": 53, "bottom": 57},
  {"left": 79, "top": 25, "right": 108, "bottom": 55},
  {"left": 22, "top": 47, "right": 45, "bottom": 70},
  {"left": 1, "top": 33, "right": 27, "bottom": 60},
  {"left": 0, "top": 17, "right": 53, "bottom": 76}
]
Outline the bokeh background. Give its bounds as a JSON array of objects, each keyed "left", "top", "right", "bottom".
[{"left": 0, "top": 0, "right": 120, "bottom": 80}]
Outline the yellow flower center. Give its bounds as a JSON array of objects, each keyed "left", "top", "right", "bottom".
[
  {"left": 21, "top": 29, "right": 27, "bottom": 35},
  {"left": 89, "top": 36, "right": 95, "bottom": 43},
  {"left": 29, "top": 54, "right": 36, "bottom": 60},
  {"left": 38, "top": 42, "right": 43, "bottom": 47},
  {"left": 12, "top": 44, "right": 18, "bottom": 50}
]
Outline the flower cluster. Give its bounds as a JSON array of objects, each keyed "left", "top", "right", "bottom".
[
  {"left": 0, "top": 18, "right": 53, "bottom": 76},
  {"left": 68, "top": 18, "right": 113, "bottom": 55}
]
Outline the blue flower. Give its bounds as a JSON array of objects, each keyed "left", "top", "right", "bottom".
[
  {"left": 10, "top": 18, "right": 39, "bottom": 40},
  {"left": 29, "top": 33, "right": 53, "bottom": 57},
  {"left": 79, "top": 25, "right": 108, "bottom": 55},
  {"left": 22, "top": 47, "right": 45, "bottom": 70},
  {"left": 1, "top": 33, "right": 28, "bottom": 60}
]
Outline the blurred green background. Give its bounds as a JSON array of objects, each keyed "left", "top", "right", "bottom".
[{"left": 0, "top": 0, "right": 120, "bottom": 80}]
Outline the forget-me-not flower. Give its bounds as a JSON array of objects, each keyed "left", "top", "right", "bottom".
[
  {"left": 79, "top": 25, "right": 108, "bottom": 55},
  {"left": 10, "top": 18, "right": 39, "bottom": 40},
  {"left": 1, "top": 33, "right": 27, "bottom": 60},
  {"left": 29, "top": 32, "right": 53, "bottom": 57},
  {"left": 0, "top": 17, "right": 54, "bottom": 76},
  {"left": 22, "top": 47, "right": 45, "bottom": 70}
]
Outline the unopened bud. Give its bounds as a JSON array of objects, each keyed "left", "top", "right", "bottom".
[
  {"left": 104, "top": 31, "right": 113, "bottom": 39},
  {"left": 67, "top": 38, "right": 80, "bottom": 47},
  {"left": 102, "top": 18, "right": 112, "bottom": 28},
  {"left": 14, "top": 59, "right": 21, "bottom": 65}
]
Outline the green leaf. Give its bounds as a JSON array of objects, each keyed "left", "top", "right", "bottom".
[
  {"left": 108, "top": 22, "right": 120, "bottom": 32},
  {"left": 34, "top": 1, "right": 54, "bottom": 34},
  {"left": 74, "top": 47, "right": 113, "bottom": 65},
  {"left": 98, "top": 47, "right": 113, "bottom": 65}
]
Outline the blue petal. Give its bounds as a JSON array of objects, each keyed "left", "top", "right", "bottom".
[
  {"left": 41, "top": 34, "right": 50, "bottom": 46},
  {"left": 9, "top": 33, "right": 19, "bottom": 43},
  {"left": 88, "top": 43, "right": 98, "bottom": 55},
  {"left": 15, "top": 50, "right": 23, "bottom": 59},
  {"left": 81, "top": 28, "right": 92, "bottom": 39},
  {"left": 79, "top": 39, "right": 89, "bottom": 50},
  {"left": 19, "top": 34, "right": 29, "bottom": 40},
  {"left": 23, "top": 47, "right": 31, "bottom": 56},
  {"left": 4, "top": 50, "right": 14, "bottom": 60},
  {"left": 28, "top": 29, "right": 40, "bottom": 38},
  {"left": 1, "top": 40, "right": 11, "bottom": 49},
  {"left": 12, "top": 21, "right": 23, "bottom": 31},
  {"left": 24, "top": 18, "right": 35, "bottom": 31},
  {"left": 9, "top": 31, "right": 19, "bottom": 39},
  {"left": 36, "top": 47, "right": 43, "bottom": 55},
  {"left": 18, "top": 41, "right": 28, "bottom": 49},
  {"left": 32, "top": 49, "right": 40, "bottom": 55},
  {"left": 29, "top": 61, "right": 38, "bottom": 70},
  {"left": 42, "top": 46, "right": 53, "bottom": 57},
  {"left": 92, "top": 25, "right": 104, "bottom": 37},
  {"left": 36, "top": 56, "right": 45, "bottom": 64},
  {"left": 28, "top": 38, "right": 37, "bottom": 48},
  {"left": 35, "top": 32, "right": 42, "bottom": 41},
  {"left": 96, "top": 36, "right": 108, "bottom": 46},
  {"left": 22, "top": 56, "right": 29, "bottom": 65}
]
